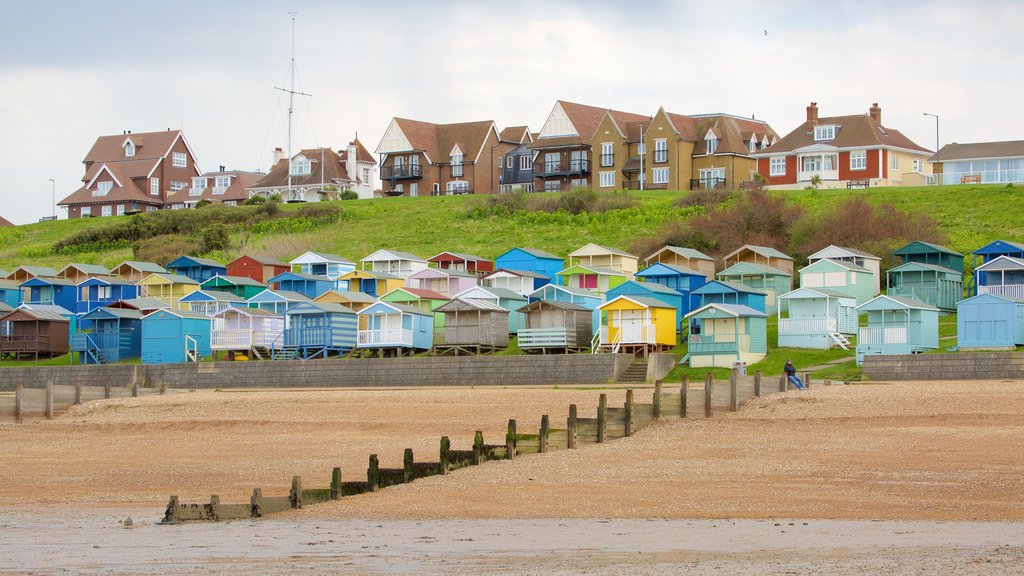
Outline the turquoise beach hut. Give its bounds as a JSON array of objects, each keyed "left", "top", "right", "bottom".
[
  {"left": 855, "top": 295, "right": 938, "bottom": 365},
  {"left": 141, "top": 309, "right": 212, "bottom": 364}
]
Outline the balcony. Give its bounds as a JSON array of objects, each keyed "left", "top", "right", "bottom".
[
  {"left": 778, "top": 318, "right": 837, "bottom": 335},
  {"left": 538, "top": 159, "right": 590, "bottom": 177},
  {"left": 599, "top": 324, "right": 657, "bottom": 346},
  {"left": 358, "top": 328, "right": 415, "bottom": 348},
  {"left": 687, "top": 333, "right": 743, "bottom": 354},
  {"left": 689, "top": 177, "right": 727, "bottom": 190},
  {"left": 797, "top": 169, "right": 839, "bottom": 183},
  {"left": 978, "top": 284, "right": 1024, "bottom": 299},
  {"left": 519, "top": 327, "right": 573, "bottom": 349},
  {"left": 380, "top": 164, "right": 423, "bottom": 180},
  {"left": 858, "top": 326, "right": 908, "bottom": 346}
]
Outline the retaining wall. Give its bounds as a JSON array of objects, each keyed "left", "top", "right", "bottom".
[
  {"left": 0, "top": 354, "right": 636, "bottom": 391},
  {"left": 862, "top": 352, "right": 1024, "bottom": 381}
]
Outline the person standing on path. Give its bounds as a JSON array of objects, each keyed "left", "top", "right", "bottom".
[{"left": 784, "top": 359, "right": 805, "bottom": 390}]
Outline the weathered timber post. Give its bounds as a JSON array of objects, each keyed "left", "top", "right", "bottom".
[
  {"left": 779, "top": 374, "right": 787, "bottom": 393},
  {"left": 754, "top": 371, "right": 762, "bottom": 397},
  {"left": 567, "top": 404, "right": 578, "bottom": 449},
  {"left": 45, "top": 381, "right": 54, "bottom": 420},
  {"left": 472, "top": 431, "right": 484, "bottom": 465},
  {"left": 159, "top": 383, "right": 167, "bottom": 395},
  {"left": 163, "top": 495, "right": 179, "bottom": 523},
  {"left": 132, "top": 383, "right": 139, "bottom": 398},
  {"left": 404, "top": 448, "right": 414, "bottom": 483},
  {"left": 209, "top": 495, "right": 221, "bottom": 521},
  {"left": 440, "top": 436, "right": 451, "bottom": 474},
  {"left": 251, "top": 488, "right": 264, "bottom": 517},
  {"left": 704, "top": 373, "right": 713, "bottom": 418},
  {"left": 506, "top": 420, "right": 517, "bottom": 460},
  {"left": 330, "top": 468, "right": 342, "bottom": 500},
  {"left": 804, "top": 373, "right": 812, "bottom": 389},
  {"left": 652, "top": 380, "right": 662, "bottom": 419},
  {"left": 624, "top": 390, "right": 634, "bottom": 437},
  {"left": 15, "top": 383, "right": 23, "bottom": 424},
  {"left": 289, "top": 476, "right": 302, "bottom": 509},
  {"left": 74, "top": 381, "right": 82, "bottom": 405},
  {"left": 597, "top": 393, "right": 607, "bottom": 443},
  {"left": 368, "top": 455, "right": 380, "bottom": 492},
  {"left": 104, "top": 381, "right": 112, "bottom": 399},
  {"left": 539, "top": 415, "right": 550, "bottom": 453},
  {"left": 681, "top": 376, "right": 689, "bottom": 418},
  {"left": 729, "top": 369, "right": 739, "bottom": 412}
]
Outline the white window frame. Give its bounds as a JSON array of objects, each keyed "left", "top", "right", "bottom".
[
  {"left": 170, "top": 181, "right": 186, "bottom": 192},
  {"left": 600, "top": 142, "right": 613, "bottom": 167},
  {"left": 172, "top": 152, "right": 187, "bottom": 168},
  {"left": 913, "top": 159, "right": 923, "bottom": 173},
  {"left": 101, "top": 205, "right": 112, "bottom": 217},
  {"left": 652, "top": 168, "right": 669, "bottom": 184},
  {"left": 116, "top": 204, "right": 125, "bottom": 216},
  {"left": 125, "top": 142, "right": 135, "bottom": 157},
  {"left": 410, "top": 183, "right": 418, "bottom": 197},
  {"left": 150, "top": 177, "right": 159, "bottom": 195},
  {"left": 290, "top": 156, "right": 311, "bottom": 176},
  {"left": 599, "top": 171, "right": 615, "bottom": 188},
  {"left": 570, "top": 178, "right": 587, "bottom": 188},
  {"left": 94, "top": 181, "right": 113, "bottom": 196},
  {"left": 446, "top": 180, "right": 470, "bottom": 194},
  {"left": 814, "top": 125, "right": 836, "bottom": 141},
  {"left": 451, "top": 153, "right": 464, "bottom": 177},
  {"left": 850, "top": 151, "right": 867, "bottom": 171},
  {"left": 520, "top": 155, "right": 533, "bottom": 170},
  {"left": 544, "top": 181, "right": 561, "bottom": 192},
  {"left": 214, "top": 176, "right": 231, "bottom": 194},
  {"left": 81, "top": 206, "right": 91, "bottom": 217},
  {"left": 889, "top": 153, "right": 900, "bottom": 171},
  {"left": 654, "top": 139, "right": 668, "bottom": 163},
  {"left": 770, "top": 157, "right": 786, "bottom": 176},
  {"left": 706, "top": 138, "right": 718, "bottom": 154},
  {"left": 395, "top": 183, "right": 404, "bottom": 194}
]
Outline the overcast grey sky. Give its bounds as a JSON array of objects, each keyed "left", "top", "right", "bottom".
[{"left": 1, "top": 0, "right": 1021, "bottom": 224}]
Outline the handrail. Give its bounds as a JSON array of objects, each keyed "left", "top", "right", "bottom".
[{"left": 184, "top": 334, "right": 199, "bottom": 363}]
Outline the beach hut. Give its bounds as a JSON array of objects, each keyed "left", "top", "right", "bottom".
[
  {"left": 807, "top": 245, "right": 882, "bottom": 294},
  {"left": 357, "top": 301, "right": 433, "bottom": 355},
  {"left": 776, "top": 287, "right": 857, "bottom": 350},
  {"left": 517, "top": 300, "right": 593, "bottom": 354},
  {"left": 166, "top": 256, "right": 227, "bottom": 283},
  {"left": 494, "top": 247, "right": 564, "bottom": 280},
  {"left": 973, "top": 256, "right": 1024, "bottom": 300},
  {"left": 289, "top": 251, "right": 355, "bottom": 289},
  {"left": 282, "top": 302, "right": 358, "bottom": 359},
  {"left": 20, "top": 277, "right": 78, "bottom": 312},
  {"left": 314, "top": 290, "right": 377, "bottom": 314},
  {"left": 433, "top": 298, "right": 509, "bottom": 353},
  {"left": 267, "top": 271, "right": 336, "bottom": 300},
  {"left": 956, "top": 293, "right": 1024, "bottom": 350},
  {"left": 595, "top": 295, "right": 677, "bottom": 355},
  {"left": 57, "top": 263, "right": 110, "bottom": 284},
  {"left": 886, "top": 262, "right": 962, "bottom": 312},
  {"left": 71, "top": 307, "right": 142, "bottom": 364},
  {"left": 140, "top": 309, "right": 212, "bottom": 364},
  {"left": 75, "top": 277, "right": 141, "bottom": 316},
  {"left": 211, "top": 306, "right": 285, "bottom": 360},
  {"left": 568, "top": 243, "right": 638, "bottom": 278},
  {"left": 106, "top": 297, "right": 169, "bottom": 316},
  {"left": 480, "top": 269, "right": 550, "bottom": 298},
  {"left": 178, "top": 290, "right": 246, "bottom": 317},
  {"left": 360, "top": 249, "right": 428, "bottom": 280},
  {"left": 634, "top": 262, "right": 707, "bottom": 317},
  {"left": 452, "top": 285, "right": 528, "bottom": 334},
  {"left": 338, "top": 269, "right": 404, "bottom": 298},
  {"left": 691, "top": 280, "right": 767, "bottom": 313},
  {"left": 716, "top": 262, "right": 791, "bottom": 315},
  {"left": 721, "top": 244, "right": 794, "bottom": 281},
  {"left": 528, "top": 283, "right": 603, "bottom": 335},
  {"left": 407, "top": 268, "right": 478, "bottom": 298},
  {"left": 606, "top": 280, "right": 685, "bottom": 331},
  {"left": 380, "top": 287, "right": 449, "bottom": 331},
  {"left": 0, "top": 306, "right": 70, "bottom": 360},
  {"left": 556, "top": 264, "right": 628, "bottom": 295},
  {"left": 109, "top": 261, "right": 167, "bottom": 283},
  {"left": 0, "top": 279, "right": 21, "bottom": 307},
  {"left": 226, "top": 255, "right": 290, "bottom": 284},
  {"left": 643, "top": 246, "right": 716, "bottom": 279},
  {"left": 855, "top": 295, "right": 939, "bottom": 366},
  {"left": 5, "top": 266, "right": 59, "bottom": 283},
  {"left": 683, "top": 303, "right": 768, "bottom": 368},
  {"left": 200, "top": 275, "right": 267, "bottom": 300},
  {"left": 893, "top": 241, "right": 964, "bottom": 273},
  {"left": 137, "top": 273, "right": 200, "bottom": 309},
  {"left": 245, "top": 289, "right": 311, "bottom": 316},
  {"left": 972, "top": 239, "right": 1024, "bottom": 265},
  {"left": 428, "top": 251, "right": 495, "bottom": 276},
  {"left": 798, "top": 259, "right": 875, "bottom": 305}
]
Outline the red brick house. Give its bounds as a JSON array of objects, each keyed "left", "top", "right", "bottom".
[
  {"left": 59, "top": 129, "right": 200, "bottom": 218},
  {"left": 166, "top": 167, "right": 264, "bottom": 208},
  {"left": 247, "top": 141, "right": 375, "bottom": 203}
]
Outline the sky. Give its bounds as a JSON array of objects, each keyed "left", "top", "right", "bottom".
[{"left": 1, "top": 0, "right": 1021, "bottom": 224}]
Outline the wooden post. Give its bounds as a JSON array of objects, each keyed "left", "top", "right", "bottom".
[
  {"left": 729, "top": 369, "right": 738, "bottom": 412},
  {"left": 597, "top": 393, "right": 607, "bottom": 443},
  {"left": 440, "top": 436, "right": 451, "bottom": 475},
  {"left": 567, "top": 404, "right": 577, "bottom": 449},
  {"left": 159, "top": 383, "right": 167, "bottom": 395},
  {"left": 104, "top": 381, "right": 112, "bottom": 399},
  {"left": 289, "top": 476, "right": 302, "bottom": 509},
  {"left": 539, "top": 415, "right": 549, "bottom": 453},
  {"left": 681, "top": 376, "right": 688, "bottom": 418},
  {"left": 506, "top": 420, "right": 517, "bottom": 460},
  {"left": 780, "top": 374, "right": 788, "bottom": 393},
  {"left": 209, "top": 495, "right": 220, "bottom": 521},
  {"left": 132, "top": 384, "right": 139, "bottom": 398},
  {"left": 15, "top": 383, "right": 23, "bottom": 424},
  {"left": 251, "top": 489, "right": 263, "bottom": 517},
  {"left": 704, "top": 373, "right": 713, "bottom": 418},
  {"left": 804, "top": 373, "right": 812, "bottom": 389},
  {"left": 624, "top": 390, "right": 634, "bottom": 437},
  {"left": 330, "top": 467, "right": 342, "bottom": 500},
  {"left": 754, "top": 371, "right": 762, "bottom": 397},
  {"left": 403, "top": 448, "right": 414, "bottom": 483},
  {"left": 163, "top": 495, "right": 179, "bottom": 524},
  {"left": 74, "top": 381, "right": 82, "bottom": 405},
  {"left": 652, "top": 380, "right": 662, "bottom": 419},
  {"left": 45, "top": 381, "right": 53, "bottom": 420},
  {"left": 472, "top": 431, "right": 484, "bottom": 465},
  {"left": 368, "top": 455, "right": 380, "bottom": 492}
]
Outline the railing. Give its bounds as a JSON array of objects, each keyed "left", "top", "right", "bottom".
[
  {"left": 434, "top": 325, "right": 504, "bottom": 346},
  {"left": 380, "top": 164, "right": 423, "bottom": 180},
  {"left": 599, "top": 154, "right": 614, "bottom": 167},
  {"left": 939, "top": 169, "right": 1024, "bottom": 186},
  {"left": 858, "top": 326, "right": 908, "bottom": 345},
  {"left": 0, "top": 334, "right": 51, "bottom": 352},
  {"left": 599, "top": 324, "right": 656, "bottom": 346},
  {"left": 979, "top": 284, "right": 1024, "bottom": 299},
  {"left": 518, "top": 327, "right": 572, "bottom": 348},
  {"left": 687, "top": 333, "right": 740, "bottom": 354},
  {"left": 184, "top": 335, "right": 199, "bottom": 362},
  {"left": 211, "top": 328, "right": 252, "bottom": 350},
  {"left": 653, "top": 150, "right": 668, "bottom": 163},
  {"left": 358, "top": 328, "right": 414, "bottom": 347},
  {"left": 888, "top": 285, "right": 940, "bottom": 304},
  {"left": 623, "top": 180, "right": 667, "bottom": 191},
  {"left": 797, "top": 169, "right": 839, "bottom": 182},
  {"left": 778, "top": 318, "right": 837, "bottom": 335},
  {"left": 689, "top": 177, "right": 727, "bottom": 190},
  {"left": 539, "top": 159, "right": 589, "bottom": 175}
]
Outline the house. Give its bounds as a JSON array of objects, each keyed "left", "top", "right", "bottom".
[
  {"left": 0, "top": 306, "right": 71, "bottom": 360},
  {"left": 568, "top": 243, "right": 638, "bottom": 277},
  {"left": 200, "top": 275, "right": 267, "bottom": 300},
  {"left": 516, "top": 300, "right": 593, "bottom": 353},
  {"left": 313, "top": 290, "right": 377, "bottom": 314},
  {"left": 137, "top": 273, "right": 200, "bottom": 309},
  {"left": 339, "top": 269, "right": 404, "bottom": 298},
  {"left": 973, "top": 256, "right": 1024, "bottom": 300},
  {"left": 798, "top": 258, "right": 875, "bottom": 305},
  {"left": 776, "top": 287, "right": 857, "bottom": 350},
  {"left": 0, "top": 279, "right": 22, "bottom": 308},
  {"left": 140, "top": 309, "right": 212, "bottom": 364},
  {"left": 428, "top": 251, "right": 495, "bottom": 276},
  {"left": 643, "top": 246, "right": 716, "bottom": 279},
  {"left": 356, "top": 301, "right": 434, "bottom": 355},
  {"left": 721, "top": 244, "right": 795, "bottom": 280},
  {"left": 528, "top": 283, "right": 603, "bottom": 335},
  {"left": 59, "top": 129, "right": 200, "bottom": 218},
  {"left": 281, "top": 301, "right": 358, "bottom": 359},
  {"left": 247, "top": 141, "right": 376, "bottom": 203},
  {"left": 167, "top": 168, "right": 263, "bottom": 208},
  {"left": 893, "top": 240, "right": 965, "bottom": 272},
  {"left": 595, "top": 295, "right": 677, "bottom": 356},
  {"left": 375, "top": 117, "right": 510, "bottom": 196},
  {"left": 360, "top": 249, "right": 428, "bottom": 280},
  {"left": 494, "top": 248, "right": 564, "bottom": 280},
  {"left": 109, "top": 261, "right": 167, "bottom": 283},
  {"left": 480, "top": 269, "right": 550, "bottom": 298},
  {"left": 379, "top": 287, "right": 449, "bottom": 331},
  {"left": 690, "top": 280, "right": 768, "bottom": 314},
  {"left": 807, "top": 245, "right": 882, "bottom": 294},
  {"left": 433, "top": 298, "right": 509, "bottom": 353},
  {"left": 289, "top": 252, "right": 355, "bottom": 287},
  {"left": 211, "top": 306, "right": 285, "bottom": 360},
  {"left": 753, "top": 102, "right": 933, "bottom": 189},
  {"left": 497, "top": 127, "right": 535, "bottom": 193},
  {"left": 19, "top": 277, "right": 78, "bottom": 312},
  {"left": 634, "top": 262, "right": 707, "bottom": 317},
  {"left": 716, "top": 262, "right": 791, "bottom": 315},
  {"left": 606, "top": 280, "right": 685, "bottom": 331},
  {"left": 267, "top": 271, "right": 336, "bottom": 300},
  {"left": 245, "top": 289, "right": 311, "bottom": 316},
  {"left": 556, "top": 264, "right": 628, "bottom": 295},
  {"left": 57, "top": 263, "right": 110, "bottom": 284},
  {"left": 931, "top": 140, "right": 1024, "bottom": 185},
  {"left": 0, "top": 216, "right": 13, "bottom": 226},
  {"left": 453, "top": 285, "right": 528, "bottom": 334},
  {"left": 406, "top": 268, "right": 478, "bottom": 298},
  {"left": 75, "top": 277, "right": 140, "bottom": 315},
  {"left": 889, "top": 241, "right": 964, "bottom": 310},
  {"left": 855, "top": 295, "right": 939, "bottom": 365},
  {"left": 685, "top": 113, "right": 778, "bottom": 190},
  {"left": 166, "top": 256, "right": 227, "bottom": 283},
  {"left": 5, "top": 266, "right": 59, "bottom": 283},
  {"left": 684, "top": 303, "right": 768, "bottom": 368},
  {"left": 71, "top": 307, "right": 142, "bottom": 364},
  {"left": 178, "top": 289, "right": 246, "bottom": 317},
  {"left": 226, "top": 255, "right": 290, "bottom": 284},
  {"left": 956, "top": 293, "right": 1024, "bottom": 350}
]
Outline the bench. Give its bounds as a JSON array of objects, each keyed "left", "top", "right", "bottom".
[
  {"left": 960, "top": 174, "right": 981, "bottom": 184},
  {"left": 847, "top": 178, "right": 870, "bottom": 189}
]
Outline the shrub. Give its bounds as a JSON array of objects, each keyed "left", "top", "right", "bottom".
[
  {"left": 200, "top": 224, "right": 231, "bottom": 253},
  {"left": 132, "top": 234, "right": 194, "bottom": 266},
  {"left": 244, "top": 195, "right": 266, "bottom": 205},
  {"left": 339, "top": 190, "right": 359, "bottom": 200},
  {"left": 675, "top": 188, "right": 733, "bottom": 208}
]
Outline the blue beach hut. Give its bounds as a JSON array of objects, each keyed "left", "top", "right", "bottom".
[
  {"left": 268, "top": 272, "right": 337, "bottom": 300},
  {"left": 956, "top": 293, "right": 1024, "bottom": 350},
  {"left": 71, "top": 307, "right": 142, "bottom": 364},
  {"left": 166, "top": 256, "right": 227, "bottom": 283},
  {"left": 141, "top": 309, "right": 212, "bottom": 364},
  {"left": 75, "top": 277, "right": 140, "bottom": 315},
  {"left": 494, "top": 247, "right": 564, "bottom": 280},
  {"left": 357, "top": 301, "right": 433, "bottom": 355},
  {"left": 282, "top": 301, "right": 358, "bottom": 359},
  {"left": 855, "top": 295, "right": 939, "bottom": 365}
]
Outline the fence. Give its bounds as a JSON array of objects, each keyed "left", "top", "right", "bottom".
[
  {"left": 1, "top": 380, "right": 174, "bottom": 423},
  {"left": 163, "top": 369, "right": 846, "bottom": 523}
]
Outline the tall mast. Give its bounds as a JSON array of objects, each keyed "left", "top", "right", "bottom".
[{"left": 274, "top": 12, "right": 311, "bottom": 201}]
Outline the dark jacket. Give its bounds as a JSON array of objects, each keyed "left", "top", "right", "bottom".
[{"left": 784, "top": 362, "right": 796, "bottom": 376}]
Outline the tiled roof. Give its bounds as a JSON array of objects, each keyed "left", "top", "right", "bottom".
[
  {"left": 392, "top": 118, "right": 495, "bottom": 164},
  {"left": 391, "top": 288, "right": 448, "bottom": 300},
  {"left": 758, "top": 107, "right": 931, "bottom": 156},
  {"left": 0, "top": 215, "right": 13, "bottom": 226},
  {"left": 167, "top": 170, "right": 264, "bottom": 204},
  {"left": 249, "top": 148, "right": 353, "bottom": 190},
  {"left": 82, "top": 130, "right": 182, "bottom": 164},
  {"left": 931, "top": 140, "right": 1024, "bottom": 162},
  {"left": 339, "top": 137, "right": 376, "bottom": 164},
  {"left": 691, "top": 114, "right": 777, "bottom": 156},
  {"left": 498, "top": 126, "right": 531, "bottom": 144}
]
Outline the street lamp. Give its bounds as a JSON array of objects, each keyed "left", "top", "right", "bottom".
[
  {"left": 923, "top": 112, "right": 939, "bottom": 184},
  {"left": 637, "top": 123, "right": 645, "bottom": 191},
  {"left": 48, "top": 178, "right": 55, "bottom": 219}
]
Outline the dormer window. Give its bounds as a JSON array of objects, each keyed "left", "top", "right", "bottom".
[
  {"left": 290, "top": 156, "right": 311, "bottom": 175},
  {"left": 814, "top": 125, "right": 837, "bottom": 141},
  {"left": 748, "top": 139, "right": 756, "bottom": 153},
  {"left": 124, "top": 141, "right": 135, "bottom": 157},
  {"left": 450, "top": 146, "right": 464, "bottom": 178},
  {"left": 706, "top": 137, "right": 718, "bottom": 155},
  {"left": 94, "top": 181, "right": 113, "bottom": 197}
]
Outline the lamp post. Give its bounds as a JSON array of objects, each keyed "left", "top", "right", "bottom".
[
  {"left": 923, "top": 112, "right": 939, "bottom": 184},
  {"left": 637, "top": 124, "right": 645, "bottom": 191},
  {"left": 48, "top": 178, "right": 55, "bottom": 219}
]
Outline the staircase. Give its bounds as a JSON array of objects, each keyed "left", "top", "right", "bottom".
[
  {"left": 617, "top": 359, "right": 648, "bottom": 383},
  {"left": 273, "top": 347, "right": 297, "bottom": 361},
  {"left": 828, "top": 331, "right": 851, "bottom": 350}
]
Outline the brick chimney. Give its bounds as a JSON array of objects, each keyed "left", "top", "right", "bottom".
[
  {"left": 869, "top": 102, "right": 882, "bottom": 123},
  {"left": 273, "top": 147, "right": 286, "bottom": 165},
  {"left": 806, "top": 102, "right": 818, "bottom": 124}
]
